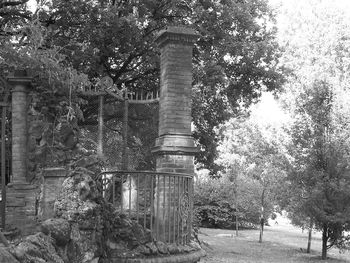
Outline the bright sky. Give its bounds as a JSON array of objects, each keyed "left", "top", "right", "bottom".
[
  {"left": 269, "top": 0, "right": 350, "bottom": 43},
  {"left": 250, "top": 92, "right": 290, "bottom": 129},
  {"left": 269, "top": 0, "right": 350, "bottom": 9},
  {"left": 27, "top": 0, "right": 37, "bottom": 12},
  {"left": 255, "top": 0, "right": 350, "bottom": 126}
]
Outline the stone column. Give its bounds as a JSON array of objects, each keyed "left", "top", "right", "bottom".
[
  {"left": 8, "top": 70, "right": 32, "bottom": 184},
  {"left": 152, "top": 27, "right": 198, "bottom": 242},
  {"left": 6, "top": 70, "right": 38, "bottom": 235}
]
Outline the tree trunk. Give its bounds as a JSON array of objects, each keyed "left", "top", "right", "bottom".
[
  {"left": 259, "top": 189, "right": 265, "bottom": 243},
  {"left": 122, "top": 91, "right": 129, "bottom": 170},
  {"left": 321, "top": 223, "right": 328, "bottom": 260},
  {"left": 259, "top": 217, "right": 264, "bottom": 243},
  {"left": 235, "top": 180, "right": 239, "bottom": 237},
  {"left": 306, "top": 219, "right": 313, "bottom": 253},
  {"left": 235, "top": 211, "right": 239, "bottom": 237},
  {"left": 97, "top": 95, "right": 104, "bottom": 158}
]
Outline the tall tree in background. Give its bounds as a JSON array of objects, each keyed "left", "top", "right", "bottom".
[
  {"left": 216, "top": 112, "right": 289, "bottom": 240},
  {"left": 274, "top": 0, "right": 350, "bottom": 258},
  {"left": 286, "top": 80, "right": 350, "bottom": 259}
]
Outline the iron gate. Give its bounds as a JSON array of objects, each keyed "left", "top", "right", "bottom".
[{"left": 0, "top": 76, "right": 11, "bottom": 229}]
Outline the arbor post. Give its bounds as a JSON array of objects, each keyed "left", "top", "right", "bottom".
[
  {"left": 6, "top": 70, "right": 38, "bottom": 235},
  {"left": 152, "top": 27, "right": 199, "bottom": 242}
]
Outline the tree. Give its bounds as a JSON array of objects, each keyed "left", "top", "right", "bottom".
[
  {"left": 0, "top": 0, "right": 31, "bottom": 37},
  {"left": 285, "top": 80, "right": 350, "bottom": 259},
  {"left": 32, "top": 0, "right": 283, "bottom": 174},
  {"left": 194, "top": 168, "right": 271, "bottom": 230},
  {"left": 273, "top": 0, "right": 350, "bottom": 258},
  {"left": 0, "top": 0, "right": 284, "bottom": 174},
  {"left": 216, "top": 111, "right": 289, "bottom": 241}
]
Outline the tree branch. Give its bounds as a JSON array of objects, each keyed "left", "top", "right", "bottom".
[{"left": 0, "top": 0, "right": 28, "bottom": 9}]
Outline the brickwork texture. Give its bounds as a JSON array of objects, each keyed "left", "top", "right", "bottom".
[{"left": 153, "top": 27, "right": 198, "bottom": 242}]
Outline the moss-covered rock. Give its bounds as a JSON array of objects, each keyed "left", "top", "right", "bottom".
[
  {"left": 0, "top": 246, "right": 20, "bottom": 263},
  {"left": 53, "top": 169, "right": 103, "bottom": 263},
  {"left": 41, "top": 218, "right": 71, "bottom": 246},
  {"left": 10, "top": 232, "right": 64, "bottom": 263}
]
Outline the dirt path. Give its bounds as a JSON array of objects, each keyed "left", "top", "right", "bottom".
[{"left": 198, "top": 224, "right": 350, "bottom": 263}]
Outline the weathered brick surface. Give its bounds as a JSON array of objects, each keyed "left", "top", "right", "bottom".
[
  {"left": 6, "top": 183, "right": 39, "bottom": 235},
  {"left": 156, "top": 155, "right": 194, "bottom": 175},
  {"left": 153, "top": 27, "right": 198, "bottom": 243},
  {"left": 158, "top": 42, "right": 194, "bottom": 136},
  {"left": 154, "top": 27, "right": 197, "bottom": 172}
]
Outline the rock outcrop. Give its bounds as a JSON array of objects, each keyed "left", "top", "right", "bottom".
[
  {"left": 4, "top": 167, "right": 204, "bottom": 262},
  {"left": 10, "top": 232, "right": 64, "bottom": 263},
  {"left": 0, "top": 246, "right": 20, "bottom": 263},
  {"left": 53, "top": 168, "right": 103, "bottom": 263},
  {"left": 4, "top": 168, "right": 104, "bottom": 263}
]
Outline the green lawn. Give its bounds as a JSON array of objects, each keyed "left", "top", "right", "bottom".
[{"left": 198, "top": 223, "right": 350, "bottom": 263}]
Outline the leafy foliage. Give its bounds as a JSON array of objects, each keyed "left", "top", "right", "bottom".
[
  {"left": 274, "top": 0, "right": 350, "bottom": 256},
  {"left": 214, "top": 112, "right": 289, "bottom": 222},
  {"left": 285, "top": 81, "right": 350, "bottom": 254},
  {"left": 25, "top": 0, "right": 282, "bottom": 174},
  {"left": 194, "top": 204, "right": 236, "bottom": 229},
  {"left": 194, "top": 171, "right": 271, "bottom": 229},
  {"left": 1, "top": 0, "right": 283, "bottom": 174}
]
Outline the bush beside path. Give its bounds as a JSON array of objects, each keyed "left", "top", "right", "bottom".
[{"left": 198, "top": 224, "right": 350, "bottom": 263}]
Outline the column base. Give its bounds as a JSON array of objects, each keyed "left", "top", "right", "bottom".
[{"left": 6, "top": 182, "right": 39, "bottom": 235}]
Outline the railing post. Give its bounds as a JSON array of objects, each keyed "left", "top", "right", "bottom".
[
  {"left": 1, "top": 100, "right": 8, "bottom": 229},
  {"left": 0, "top": 76, "right": 10, "bottom": 230}
]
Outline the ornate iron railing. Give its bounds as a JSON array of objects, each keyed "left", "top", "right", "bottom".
[
  {"left": 97, "top": 170, "right": 193, "bottom": 245},
  {"left": 0, "top": 75, "right": 10, "bottom": 229}
]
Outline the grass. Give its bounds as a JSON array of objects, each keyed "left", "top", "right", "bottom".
[{"left": 198, "top": 222, "right": 350, "bottom": 263}]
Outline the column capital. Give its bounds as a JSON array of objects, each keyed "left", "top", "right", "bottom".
[
  {"left": 7, "top": 70, "right": 33, "bottom": 90},
  {"left": 155, "top": 26, "right": 199, "bottom": 48}
]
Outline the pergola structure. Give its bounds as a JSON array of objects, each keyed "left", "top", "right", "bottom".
[{"left": 0, "top": 26, "right": 205, "bottom": 262}]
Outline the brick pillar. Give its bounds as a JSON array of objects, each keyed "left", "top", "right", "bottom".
[
  {"left": 152, "top": 27, "right": 198, "bottom": 242},
  {"left": 6, "top": 70, "right": 38, "bottom": 235}
]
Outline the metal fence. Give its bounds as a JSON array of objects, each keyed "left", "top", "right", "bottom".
[
  {"left": 79, "top": 86, "right": 159, "bottom": 171},
  {"left": 0, "top": 76, "right": 11, "bottom": 229},
  {"left": 97, "top": 170, "right": 193, "bottom": 245}
]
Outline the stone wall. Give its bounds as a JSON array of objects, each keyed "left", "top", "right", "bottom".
[
  {"left": 6, "top": 183, "right": 38, "bottom": 235},
  {"left": 39, "top": 167, "right": 67, "bottom": 220}
]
